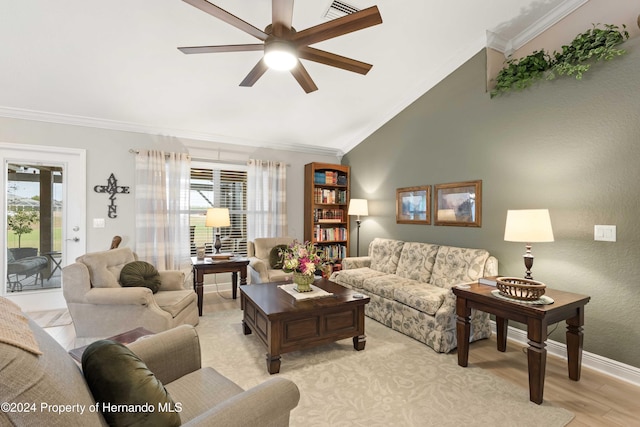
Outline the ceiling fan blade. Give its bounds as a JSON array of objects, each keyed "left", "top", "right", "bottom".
[
  {"left": 272, "top": 0, "right": 294, "bottom": 37},
  {"left": 292, "top": 6, "right": 382, "bottom": 47},
  {"left": 182, "top": 0, "right": 268, "bottom": 41},
  {"left": 290, "top": 61, "right": 318, "bottom": 93},
  {"left": 240, "top": 60, "right": 269, "bottom": 87},
  {"left": 178, "top": 44, "right": 264, "bottom": 54},
  {"left": 298, "top": 46, "right": 372, "bottom": 75}
]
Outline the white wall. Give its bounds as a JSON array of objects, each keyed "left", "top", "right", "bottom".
[{"left": 0, "top": 116, "right": 340, "bottom": 253}]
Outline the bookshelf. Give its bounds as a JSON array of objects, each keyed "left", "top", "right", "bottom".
[{"left": 304, "top": 162, "right": 350, "bottom": 261}]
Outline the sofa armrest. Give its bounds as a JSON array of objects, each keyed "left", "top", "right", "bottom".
[
  {"left": 183, "top": 377, "right": 300, "bottom": 427},
  {"left": 158, "top": 270, "right": 186, "bottom": 291},
  {"left": 128, "top": 324, "right": 201, "bottom": 385},
  {"left": 248, "top": 257, "right": 268, "bottom": 281},
  {"left": 341, "top": 256, "right": 371, "bottom": 270},
  {"left": 62, "top": 263, "right": 92, "bottom": 303},
  {"left": 84, "top": 287, "right": 155, "bottom": 305}
]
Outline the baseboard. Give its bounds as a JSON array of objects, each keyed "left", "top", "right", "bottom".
[{"left": 491, "top": 322, "right": 640, "bottom": 387}]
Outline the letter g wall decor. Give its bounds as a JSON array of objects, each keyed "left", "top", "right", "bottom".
[{"left": 94, "top": 173, "right": 130, "bottom": 218}]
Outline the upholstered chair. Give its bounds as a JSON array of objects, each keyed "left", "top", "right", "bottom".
[
  {"left": 62, "top": 247, "right": 198, "bottom": 339},
  {"left": 247, "top": 237, "right": 295, "bottom": 284}
]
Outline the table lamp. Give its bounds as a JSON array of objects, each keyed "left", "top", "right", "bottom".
[
  {"left": 206, "top": 208, "right": 231, "bottom": 254},
  {"left": 504, "top": 209, "right": 554, "bottom": 279},
  {"left": 348, "top": 199, "right": 368, "bottom": 257}
]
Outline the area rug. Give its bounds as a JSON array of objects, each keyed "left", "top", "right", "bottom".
[{"left": 196, "top": 307, "right": 574, "bottom": 427}]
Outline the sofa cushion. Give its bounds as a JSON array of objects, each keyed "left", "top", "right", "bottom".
[
  {"left": 164, "top": 367, "right": 244, "bottom": 424},
  {"left": 269, "top": 244, "right": 289, "bottom": 269},
  {"left": 154, "top": 290, "right": 198, "bottom": 318},
  {"left": 253, "top": 237, "right": 295, "bottom": 261},
  {"left": 361, "top": 274, "right": 413, "bottom": 300},
  {"left": 332, "top": 267, "right": 386, "bottom": 289},
  {"left": 82, "top": 340, "right": 181, "bottom": 427},
  {"left": 429, "top": 246, "right": 490, "bottom": 288},
  {"left": 369, "top": 238, "right": 404, "bottom": 274},
  {"left": 393, "top": 282, "right": 450, "bottom": 316},
  {"left": 120, "top": 261, "right": 162, "bottom": 293},
  {"left": 78, "top": 247, "right": 136, "bottom": 288},
  {"left": 396, "top": 242, "right": 440, "bottom": 282}
]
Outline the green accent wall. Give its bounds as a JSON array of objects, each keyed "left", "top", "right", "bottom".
[{"left": 343, "top": 36, "right": 640, "bottom": 368}]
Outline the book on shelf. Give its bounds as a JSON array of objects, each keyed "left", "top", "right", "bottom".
[
  {"left": 314, "top": 225, "right": 347, "bottom": 242},
  {"left": 314, "top": 171, "right": 346, "bottom": 186}
]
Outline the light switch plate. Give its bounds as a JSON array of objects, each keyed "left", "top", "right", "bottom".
[
  {"left": 93, "top": 218, "right": 105, "bottom": 228},
  {"left": 594, "top": 225, "right": 616, "bottom": 242}
]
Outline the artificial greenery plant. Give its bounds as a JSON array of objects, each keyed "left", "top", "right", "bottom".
[{"left": 491, "top": 24, "right": 629, "bottom": 98}]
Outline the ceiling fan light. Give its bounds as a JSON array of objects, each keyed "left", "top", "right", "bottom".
[{"left": 264, "top": 40, "right": 297, "bottom": 71}]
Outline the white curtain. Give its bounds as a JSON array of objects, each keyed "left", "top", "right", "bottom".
[
  {"left": 247, "top": 159, "right": 287, "bottom": 240},
  {"left": 135, "top": 150, "right": 191, "bottom": 273}
]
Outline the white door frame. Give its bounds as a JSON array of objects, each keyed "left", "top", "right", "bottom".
[{"left": 1, "top": 142, "right": 86, "bottom": 311}]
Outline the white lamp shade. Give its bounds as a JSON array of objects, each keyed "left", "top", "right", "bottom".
[
  {"left": 504, "top": 209, "right": 554, "bottom": 242},
  {"left": 205, "top": 208, "right": 231, "bottom": 227},
  {"left": 348, "top": 199, "right": 369, "bottom": 216}
]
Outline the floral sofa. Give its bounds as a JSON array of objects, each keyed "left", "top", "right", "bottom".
[{"left": 330, "top": 238, "right": 497, "bottom": 353}]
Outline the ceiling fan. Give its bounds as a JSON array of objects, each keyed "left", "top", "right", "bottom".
[{"left": 178, "top": 0, "right": 383, "bottom": 93}]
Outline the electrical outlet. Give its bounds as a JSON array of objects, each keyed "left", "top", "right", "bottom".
[{"left": 594, "top": 225, "right": 616, "bottom": 242}]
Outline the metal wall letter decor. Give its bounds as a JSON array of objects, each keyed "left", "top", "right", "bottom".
[{"left": 94, "top": 173, "right": 130, "bottom": 218}]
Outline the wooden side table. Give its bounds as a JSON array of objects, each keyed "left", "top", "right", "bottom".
[
  {"left": 69, "top": 327, "right": 154, "bottom": 363},
  {"left": 191, "top": 257, "right": 249, "bottom": 316},
  {"left": 453, "top": 281, "right": 590, "bottom": 404}
]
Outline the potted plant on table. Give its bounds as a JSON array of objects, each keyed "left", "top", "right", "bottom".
[{"left": 280, "top": 241, "right": 323, "bottom": 292}]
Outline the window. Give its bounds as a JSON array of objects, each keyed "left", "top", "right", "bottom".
[{"left": 189, "top": 165, "right": 248, "bottom": 256}]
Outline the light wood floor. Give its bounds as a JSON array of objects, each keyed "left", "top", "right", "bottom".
[{"left": 34, "top": 292, "right": 640, "bottom": 427}]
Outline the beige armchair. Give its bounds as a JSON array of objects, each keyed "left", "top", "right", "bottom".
[
  {"left": 62, "top": 247, "right": 198, "bottom": 339},
  {"left": 0, "top": 304, "right": 300, "bottom": 426},
  {"left": 248, "top": 237, "right": 295, "bottom": 284}
]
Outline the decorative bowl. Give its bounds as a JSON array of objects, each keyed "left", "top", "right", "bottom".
[{"left": 496, "top": 277, "right": 546, "bottom": 301}]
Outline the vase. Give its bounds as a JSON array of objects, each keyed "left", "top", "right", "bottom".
[{"left": 293, "top": 272, "right": 315, "bottom": 292}]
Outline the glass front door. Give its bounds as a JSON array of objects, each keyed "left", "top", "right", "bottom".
[
  {"left": 6, "top": 164, "right": 63, "bottom": 293},
  {"left": 2, "top": 143, "right": 86, "bottom": 311}
]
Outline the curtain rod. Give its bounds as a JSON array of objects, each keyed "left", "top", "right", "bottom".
[{"left": 129, "top": 149, "right": 289, "bottom": 167}]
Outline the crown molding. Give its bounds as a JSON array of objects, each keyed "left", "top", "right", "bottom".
[
  {"left": 0, "top": 106, "right": 342, "bottom": 157},
  {"left": 487, "top": 0, "right": 589, "bottom": 56}
]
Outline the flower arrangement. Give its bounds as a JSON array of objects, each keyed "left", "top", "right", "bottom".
[{"left": 281, "top": 240, "right": 323, "bottom": 276}]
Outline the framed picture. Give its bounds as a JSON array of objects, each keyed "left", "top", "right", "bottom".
[
  {"left": 434, "top": 180, "right": 482, "bottom": 227},
  {"left": 396, "top": 186, "right": 431, "bottom": 224}
]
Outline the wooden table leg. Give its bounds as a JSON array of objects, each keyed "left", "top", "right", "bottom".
[
  {"left": 456, "top": 296, "right": 471, "bottom": 367},
  {"left": 353, "top": 334, "right": 366, "bottom": 351},
  {"left": 240, "top": 265, "right": 247, "bottom": 286},
  {"left": 267, "top": 354, "right": 281, "bottom": 374},
  {"left": 566, "top": 307, "right": 585, "bottom": 381},
  {"left": 242, "top": 320, "right": 252, "bottom": 335},
  {"left": 527, "top": 318, "right": 547, "bottom": 404},
  {"left": 231, "top": 271, "right": 238, "bottom": 299},
  {"left": 496, "top": 316, "right": 508, "bottom": 352},
  {"left": 194, "top": 269, "right": 204, "bottom": 316}
]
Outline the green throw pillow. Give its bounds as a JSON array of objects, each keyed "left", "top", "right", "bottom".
[
  {"left": 82, "top": 340, "right": 181, "bottom": 427},
  {"left": 269, "top": 244, "right": 289, "bottom": 269},
  {"left": 120, "top": 261, "right": 162, "bottom": 293}
]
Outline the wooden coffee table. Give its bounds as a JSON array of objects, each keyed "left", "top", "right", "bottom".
[{"left": 240, "top": 278, "right": 370, "bottom": 374}]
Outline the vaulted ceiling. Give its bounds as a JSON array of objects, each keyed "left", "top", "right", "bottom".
[{"left": 1, "top": 0, "right": 575, "bottom": 156}]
